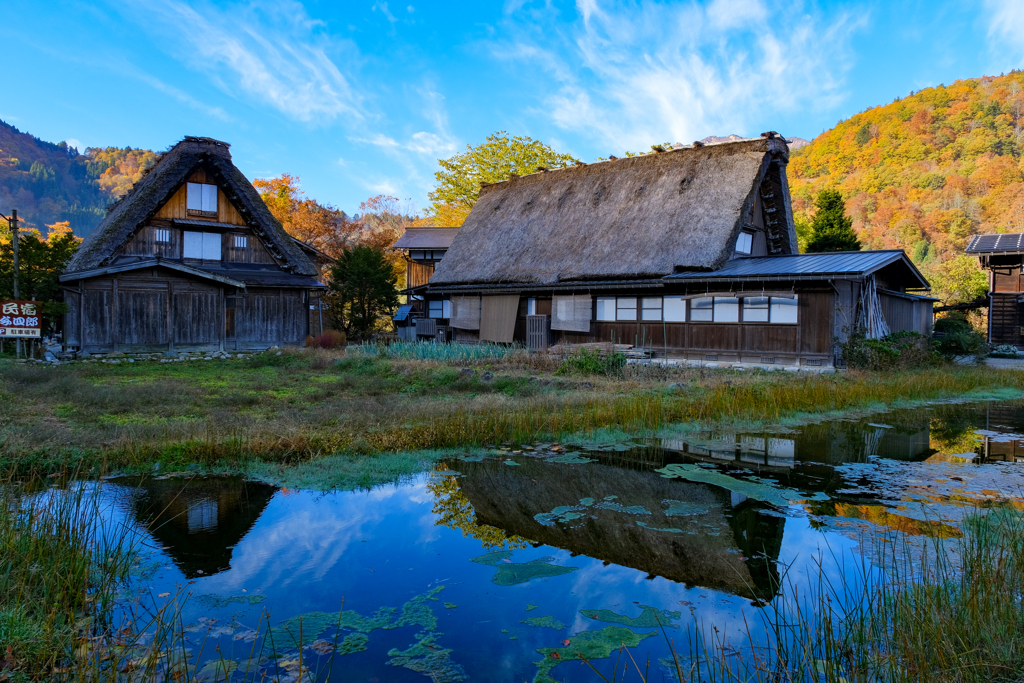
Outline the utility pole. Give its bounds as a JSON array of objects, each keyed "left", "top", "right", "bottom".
[{"left": 2, "top": 210, "right": 20, "bottom": 358}]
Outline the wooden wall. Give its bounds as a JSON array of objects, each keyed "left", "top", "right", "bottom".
[
  {"left": 121, "top": 225, "right": 275, "bottom": 265},
  {"left": 992, "top": 264, "right": 1024, "bottom": 293},
  {"left": 223, "top": 232, "right": 275, "bottom": 264},
  {"left": 123, "top": 225, "right": 182, "bottom": 258},
  {"left": 153, "top": 169, "right": 246, "bottom": 225},
  {"left": 504, "top": 289, "right": 835, "bottom": 363},
  {"left": 990, "top": 293, "right": 1021, "bottom": 347},
  {"left": 408, "top": 261, "right": 435, "bottom": 289},
  {"left": 64, "top": 272, "right": 309, "bottom": 353},
  {"left": 879, "top": 293, "right": 932, "bottom": 335}
]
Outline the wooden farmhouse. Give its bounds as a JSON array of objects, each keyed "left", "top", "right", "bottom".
[
  {"left": 966, "top": 233, "right": 1024, "bottom": 348},
  {"left": 60, "top": 137, "right": 324, "bottom": 354},
  {"left": 391, "top": 226, "right": 459, "bottom": 340},
  {"left": 428, "top": 135, "right": 934, "bottom": 367}
]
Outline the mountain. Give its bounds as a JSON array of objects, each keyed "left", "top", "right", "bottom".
[
  {"left": 0, "top": 120, "right": 157, "bottom": 237},
  {"left": 698, "top": 134, "right": 810, "bottom": 150},
  {"left": 788, "top": 72, "right": 1024, "bottom": 265}
]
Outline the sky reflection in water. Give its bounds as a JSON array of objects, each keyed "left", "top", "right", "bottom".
[{"left": 100, "top": 400, "right": 1024, "bottom": 682}]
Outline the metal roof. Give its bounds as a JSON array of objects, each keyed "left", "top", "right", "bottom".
[
  {"left": 393, "top": 227, "right": 460, "bottom": 250},
  {"left": 966, "top": 233, "right": 1024, "bottom": 254},
  {"left": 666, "top": 250, "right": 928, "bottom": 287}
]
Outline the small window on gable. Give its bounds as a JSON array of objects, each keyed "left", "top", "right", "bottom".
[
  {"left": 234, "top": 235, "right": 247, "bottom": 249},
  {"left": 155, "top": 228, "right": 170, "bottom": 243},
  {"left": 186, "top": 183, "right": 218, "bottom": 216},
  {"left": 736, "top": 231, "right": 753, "bottom": 254}
]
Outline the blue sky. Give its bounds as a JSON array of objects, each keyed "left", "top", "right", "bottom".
[{"left": 4, "top": 0, "right": 1024, "bottom": 215}]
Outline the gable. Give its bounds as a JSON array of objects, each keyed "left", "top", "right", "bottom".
[
  {"left": 154, "top": 169, "right": 246, "bottom": 225},
  {"left": 64, "top": 136, "right": 319, "bottom": 277}
]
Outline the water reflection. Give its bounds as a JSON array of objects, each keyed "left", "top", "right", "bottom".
[
  {"left": 125, "top": 475, "right": 277, "bottom": 578},
  {"left": 447, "top": 458, "right": 785, "bottom": 601}
]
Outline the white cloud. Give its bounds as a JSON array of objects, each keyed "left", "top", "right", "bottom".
[
  {"left": 986, "top": 0, "right": 1024, "bottom": 63},
  {"left": 116, "top": 0, "right": 361, "bottom": 123},
  {"left": 492, "top": 0, "right": 862, "bottom": 152},
  {"left": 66, "top": 138, "right": 83, "bottom": 151}
]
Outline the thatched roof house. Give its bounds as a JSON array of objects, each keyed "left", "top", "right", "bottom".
[
  {"left": 431, "top": 137, "right": 797, "bottom": 286},
  {"left": 61, "top": 136, "right": 324, "bottom": 355},
  {"left": 425, "top": 135, "right": 933, "bottom": 367}
]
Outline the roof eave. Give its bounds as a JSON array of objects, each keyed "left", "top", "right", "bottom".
[{"left": 60, "top": 259, "right": 248, "bottom": 288}]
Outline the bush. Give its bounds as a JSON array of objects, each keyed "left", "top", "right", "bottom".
[
  {"left": 841, "top": 331, "right": 938, "bottom": 370},
  {"left": 933, "top": 316, "right": 973, "bottom": 336},
  {"left": 306, "top": 329, "right": 348, "bottom": 349},
  {"left": 555, "top": 348, "right": 627, "bottom": 376}
]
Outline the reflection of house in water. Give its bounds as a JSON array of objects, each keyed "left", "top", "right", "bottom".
[
  {"left": 454, "top": 459, "right": 785, "bottom": 602},
  {"left": 126, "top": 476, "right": 277, "bottom": 578},
  {"left": 974, "top": 404, "right": 1024, "bottom": 463},
  {"left": 662, "top": 415, "right": 933, "bottom": 471}
]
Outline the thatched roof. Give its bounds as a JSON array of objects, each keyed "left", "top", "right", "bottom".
[
  {"left": 66, "top": 136, "right": 318, "bottom": 276},
  {"left": 430, "top": 137, "right": 795, "bottom": 286}
]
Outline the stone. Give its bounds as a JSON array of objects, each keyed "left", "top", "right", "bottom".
[
  {"left": 275, "top": 351, "right": 282, "bottom": 356},
  {"left": 237, "top": 354, "right": 244, "bottom": 359},
  {"left": 481, "top": 372, "right": 494, "bottom": 382},
  {"left": 460, "top": 368, "right": 476, "bottom": 376}
]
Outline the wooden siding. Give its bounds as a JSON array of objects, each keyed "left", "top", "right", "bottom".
[
  {"left": 67, "top": 271, "right": 310, "bottom": 353},
  {"left": 123, "top": 225, "right": 182, "bottom": 258},
  {"left": 879, "top": 293, "right": 932, "bottom": 335},
  {"left": 990, "top": 293, "right": 1021, "bottom": 347},
  {"left": 223, "top": 231, "right": 275, "bottom": 264},
  {"left": 993, "top": 265, "right": 1023, "bottom": 293},
  {"left": 153, "top": 169, "right": 246, "bottom": 225},
  {"left": 408, "top": 261, "right": 436, "bottom": 288},
  {"left": 539, "top": 290, "right": 835, "bottom": 362}
]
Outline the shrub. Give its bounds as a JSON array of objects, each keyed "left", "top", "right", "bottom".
[
  {"left": 555, "top": 348, "right": 627, "bottom": 376},
  {"left": 306, "top": 329, "right": 348, "bottom": 349},
  {"left": 933, "top": 316, "right": 973, "bottom": 335},
  {"left": 841, "top": 331, "right": 938, "bottom": 370}
]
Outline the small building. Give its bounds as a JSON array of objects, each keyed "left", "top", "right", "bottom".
[
  {"left": 61, "top": 136, "right": 324, "bottom": 354},
  {"left": 965, "top": 233, "right": 1024, "bottom": 349},
  {"left": 428, "top": 136, "right": 933, "bottom": 366},
  {"left": 392, "top": 226, "right": 459, "bottom": 341}
]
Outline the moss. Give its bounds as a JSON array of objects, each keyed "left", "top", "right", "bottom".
[
  {"left": 521, "top": 616, "right": 566, "bottom": 630},
  {"left": 655, "top": 464, "right": 829, "bottom": 507},
  {"left": 581, "top": 605, "right": 681, "bottom": 629},
  {"left": 386, "top": 631, "right": 467, "bottom": 683},
  {"left": 471, "top": 551, "right": 578, "bottom": 585},
  {"left": 534, "top": 626, "right": 658, "bottom": 682}
]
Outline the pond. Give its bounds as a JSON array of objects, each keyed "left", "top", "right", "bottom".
[{"left": 85, "top": 400, "right": 1024, "bottom": 681}]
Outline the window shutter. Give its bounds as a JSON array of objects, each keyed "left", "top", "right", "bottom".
[
  {"left": 186, "top": 183, "right": 202, "bottom": 211},
  {"left": 203, "top": 233, "right": 222, "bottom": 260},
  {"left": 202, "top": 184, "right": 218, "bottom": 213},
  {"left": 183, "top": 231, "right": 203, "bottom": 259}
]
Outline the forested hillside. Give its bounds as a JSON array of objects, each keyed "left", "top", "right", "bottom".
[
  {"left": 0, "top": 120, "right": 157, "bottom": 236},
  {"left": 789, "top": 72, "right": 1024, "bottom": 267}
]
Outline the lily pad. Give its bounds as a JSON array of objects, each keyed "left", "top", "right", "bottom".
[
  {"left": 534, "top": 626, "right": 657, "bottom": 683},
  {"left": 656, "top": 463, "right": 828, "bottom": 507},
  {"left": 471, "top": 551, "right": 577, "bottom": 586},
  {"left": 581, "top": 604, "right": 680, "bottom": 629},
  {"left": 521, "top": 616, "right": 566, "bottom": 630}
]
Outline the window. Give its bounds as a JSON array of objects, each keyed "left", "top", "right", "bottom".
[
  {"left": 155, "top": 228, "right": 170, "bottom": 243},
  {"left": 596, "top": 297, "right": 616, "bottom": 321},
  {"left": 527, "top": 298, "right": 537, "bottom": 316},
  {"left": 690, "top": 297, "right": 713, "bottom": 321},
  {"left": 736, "top": 231, "right": 753, "bottom": 254},
  {"left": 616, "top": 297, "right": 638, "bottom": 321},
  {"left": 410, "top": 250, "right": 425, "bottom": 260},
  {"left": 234, "top": 235, "right": 247, "bottom": 249},
  {"left": 663, "top": 296, "right": 686, "bottom": 322},
  {"left": 428, "top": 300, "right": 451, "bottom": 319},
  {"left": 770, "top": 296, "right": 798, "bottom": 323},
  {"left": 743, "top": 296, "right": 769, "bottom": 322},
  {"left": 713, "top": 297, "right": 739, "bottom": 322},
  {"left": 641, "top": 297, "right": 662, "bottom": 321},
  {"left": 186, "top": 183, "right": 218, "bottom": 215},
  {"left": 183, "top": 231, "right": 222, "bottom": 260}
]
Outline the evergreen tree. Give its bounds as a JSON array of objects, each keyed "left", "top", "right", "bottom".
[
  {"left": 804, "top": 190, "right": 861, "bottom": 253},
  {"left": 327, "top": 245, "right": 399, "bottom": 339}
]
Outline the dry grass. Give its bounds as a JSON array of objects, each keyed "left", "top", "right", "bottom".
[{"left": 0, "top": 349, "right": 1020, "bottom": 474}]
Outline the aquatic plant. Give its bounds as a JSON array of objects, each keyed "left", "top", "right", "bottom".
[
  {"left": 522, "top": 615, "right": 567, "bottom": 630},
  {"left": 534, "top": 626, "right": 658, "bottom": 683},
  {"left": 470, "top": 550, "right": 578, "bottom": 585},
  {"left": 581, "top": 605, "right": 680, "bottom": 629},
  {"left": 655, "top": 464, "right": 830, "bottom": 508}
]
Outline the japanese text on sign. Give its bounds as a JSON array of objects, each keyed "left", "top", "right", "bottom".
[{"left": 0, "top": 300, "right": 42, "bottom": 338}]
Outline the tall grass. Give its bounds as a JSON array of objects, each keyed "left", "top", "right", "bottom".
[
  {"left": 362, "top": 368, "right": 1024, "bottom": 452},
  {"left": 668, "top": 507, "right": 1024, "bottom": 683},
  {"left": 0, "top": 479, "right": 333, "bottom": 681},
  {"left": 353, "top": 340, "right": 529, "bottom": 363}
]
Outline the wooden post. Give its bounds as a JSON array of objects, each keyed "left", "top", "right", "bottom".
[
  {"left": 278, "top": 289, "right": 285, "bottom": 348},
  {"left": 167, "top": 281, "right": 175, "bottom": 353},
  {"left": 218, "top": 286, "right": 226, "bottom": 352},
  {"left": 111, "top": 277, "right": 118, "bottom": 353},
  {"left": 10, "top": 210, "right": 20, "bottom": 358}
]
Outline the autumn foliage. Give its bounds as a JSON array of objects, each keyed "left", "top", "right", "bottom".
[{"left": 790, "top": 72, "right": 1024, "bottom": 269}]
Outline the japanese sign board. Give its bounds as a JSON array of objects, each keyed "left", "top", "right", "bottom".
[{"left": 0, "top": 300, "right": 41, "bottom": 338}]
